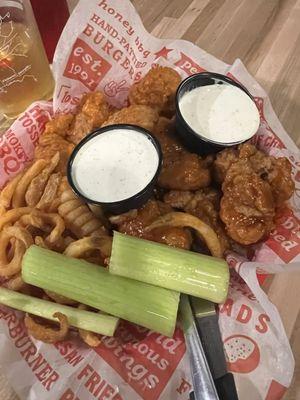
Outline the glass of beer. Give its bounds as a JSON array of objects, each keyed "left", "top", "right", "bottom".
[{"left": 0, "top": 0, "right": 55, "bottom": 121}]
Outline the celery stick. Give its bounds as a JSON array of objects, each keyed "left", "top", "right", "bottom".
[
  {"left": 110, "top": 232, "right": 229, "bottom": 303},
  {"left": 22, "top": 245, "right": 179, "bottom": 337},
  {"left": 0, "top": 287, "right": 118, "bottom": 336}
]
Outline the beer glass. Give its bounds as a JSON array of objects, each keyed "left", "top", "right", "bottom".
[{"left": 0, "top": 0, "right": 54, "bottom": 120}]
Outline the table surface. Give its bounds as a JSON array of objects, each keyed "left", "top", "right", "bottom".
[{"left": 1, "top": 0, "right": 299, "bottom": 399}]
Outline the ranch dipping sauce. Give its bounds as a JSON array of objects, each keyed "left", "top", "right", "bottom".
[
  {"left": 71, "top": 128, "right": 159, "bottom": 203},
  {"left": 178, "top": 84, "right": 260, "bottom": 144}
]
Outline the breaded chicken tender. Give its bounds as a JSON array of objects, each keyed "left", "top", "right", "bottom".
[
  {"left": 67, "top": 92, "right": 110, "bottom": 144},
  {"left": 35, "top": 139, "right": 74, "bottom": 173},
  {"left": 35, "top": 92, "right": 110, "bottom": 170},
  {"left": 35, "top": 120, "right": 75, "bottom": 173},
  {"left": 102, "top": 105, "right": 159, "bottom": 132},
  {"left": 129, "top": 66, "right": 181, "bottom": 117},
  {"left": 42, "top": 114, "right": 74, "bottom": 137}
]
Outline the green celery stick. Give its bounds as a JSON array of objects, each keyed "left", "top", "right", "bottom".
[
  {"left": 110, "top": 232, "right": 229, "bottom": 304},
  {"left": 0, "top": 287, "right": 118, "bottom": 336},
  {"left": 22, "top": 245, "right": 179, "bottom": 337}
]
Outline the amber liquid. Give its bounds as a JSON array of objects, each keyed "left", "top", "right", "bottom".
[{"left": 0, "top": 21, "right": 54, "bottom": 118}]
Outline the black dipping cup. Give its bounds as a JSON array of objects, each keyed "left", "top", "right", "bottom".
[
  {"left": 175, "top": 72, "right": 258, "bottom": 155},
  {"left": 67, "top": 124, "right": 162, "bottom": 215}
]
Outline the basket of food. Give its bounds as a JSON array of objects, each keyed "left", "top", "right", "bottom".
[{"left": 0, "top": 1, "right": 299, "bottom": 399}]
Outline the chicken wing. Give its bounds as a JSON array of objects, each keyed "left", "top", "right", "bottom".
[
  {"left": 110, "top": 199, "right": 192, "bottom": 250},
  {"left": 158, "top": 152, "right": 211, "bottom": 190},
  {"left": 129, "top": 66, "right": 181, "bottom": 117},
  {"left": 239, "top": 143, "right": 294, "bottom": 206},
  {"left": 152, "top": 117, "right": 184, "bottom": 156},
  {"left": 102, "top": 105, "right": 159, "bottom": 132},
  {"left": 220, "top": 160, "right": 275, "bottom": 245},
  {"left": 164, "top": 188, "right": 230, "bottom": 253},
  {"left": 213, "top": 147, "right": 239, "bottom": 183},
  {"left": 67, "top": 91, "right": 110, "bottom": 144},
  {"left": 42, "top": 114, "right": 74, "bottom": 137},
  {"left": 34, "top": 134, "right": 74, "bottom": 173},
  {"left": 152, "top": 117, "right": 211, "bottom": 190},
  {"left": 35, "top": 92, "right": 110, "bottom": 170},
  {"left": 214, "top": 143, "right": 294, "bottom": 207}
]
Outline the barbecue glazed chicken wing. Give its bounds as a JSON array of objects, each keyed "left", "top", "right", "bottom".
[
  {"left": 159, "top": 152, "right": 211, "bottom": 190},
  {"left": 238, "top": 143, "right": 294, "bottom": 206},
  {"left": 214, "top": 143, "right": 294, "bottom": 245},
  {"left": 214, "top": 143, "right": 294, "bottom": 206},
  {"left": 220, "top": 160, "right": 275, "bottom": 245},
  {"left": 164, "top": 188, "right": 230, "bottom": 254},
  {"left": 213, "top": 147, "right": 239, "bottom": 183},
  {"left": 153, "top": 117, "right": 211, "bottom": 190},
  {"left": 110, "top": 199, "right": 192, "bottom": 250}
]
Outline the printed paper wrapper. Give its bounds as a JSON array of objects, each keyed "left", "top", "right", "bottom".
[{"left": 0, "top": 1, "right": 299, "bottom": 399}]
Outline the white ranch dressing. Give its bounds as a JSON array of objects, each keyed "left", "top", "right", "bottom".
[
  {"left": 179, "top": 84, "right": 260, "bottom": 143},
  {"left": 72, "top": 128, "right": 159, "bottom": 203}
]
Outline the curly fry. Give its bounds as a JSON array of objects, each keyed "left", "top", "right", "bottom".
[
  {"left": 36, "top": 172, "right": 61, "bottom": 211},
  {"left": 0, "top": 171, "right": 24, "bottom": 209},
  {"left": 146, "top": 212, "right": 222, "bottom": 258},
  {"left": 0, "top": 226, "right": 33, "bottom": 277},
  {"left": 39, "top": 213, "right": 65, "bottom": 244},
  {"left": 73, "top": 209, "right": 96, "bottom": 228},
  {"left": 24, "top": 312, "right": 69, "bottom": 344},
  {"left": 109, "top": 209, "right": 138, "bottom": 225},
  {"left": 48, "top": 198, "right": 61, "bottom": 213},
  {"left": 77, "top": 305, "right": 102, "bottom": 347},
  {"left": 64, "top": 236, "right": 112, "bottom": 259},
  {"left": 88, "top": 204, "right": 110, "bottom": 230},
  {"left": 0, "top": 207, "right": 33, "bottom": 230},
  {"left": 63, "top": 236, "right": 75, "bottom": 248},
  {"left": 19, "top": 211, "right": 65, "bottom": 244},
  {"left": 57, "top": 179, "right": 106, "bottom": 238},
  {"left": 12, "top": 159, "right": 48, "bottom": 208},
  {"left": 2, "top": 273, "right": 26, "bottom": 291},
  {"left": 59, "top": 179, "right": 75, "bottom": 200},
  {"left": 0, "top": 240, "right": 24, "bottom": 278},
  {"left": 81, "top": 219, "right": 107, "bottom": 237},
  {"left": 25, "top": 152, "right": 60, "bottom": 207},
  {"left": 35, "top": 234, "right": 75, "bottom": 253},
  {"left": 44, "top": 290, "right": 77, "bottom": 305},
  {"left": 58, "top": 200, "right": 87, "bottom": 219},
  {"left": 3, "top": 226, "right": 33, "bottom": 249},
  {"left": 78, "top": 328, "right": 102, "bottom": 347},
  {"left": 34, "top": 236, "right": 48, "bottom": 249}
]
